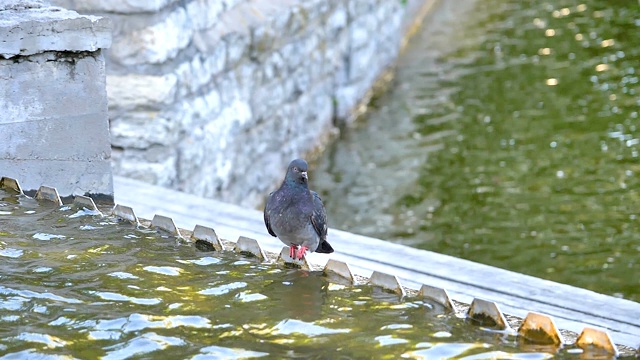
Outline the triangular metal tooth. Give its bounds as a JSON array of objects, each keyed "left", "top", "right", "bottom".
[
  {"left": 73, "top": 195, "right": 101, "bottom": 214},
  {"left": 277, "top": 246, "right": 310, "bottom": 270},
  {"left": 368, "top": 271, "right": 406, "bottom": 296},
  {"left": 518, "top": 312, "right": 564, "bottom": 345},
  {"left": 0, "top": 177, "right": 23, "bottom": 194},
  {"left": 467, "top": 298, "right": 510, "bottom": 330},
  {"left": 323, "top": 259, "right": 355, "bottom": 284},
  {"left": 234, "top": 236, "right": 266, "bottom": 261},
  {"left": 191, "top": 224, "right": 224, "bottom": 251},
  {"left": 35, "top": 185, "right": 63, "bottom": 206},
  {"left": 419, "top": 284, "right": 455, "bottom": 311},
  {"left": 112, "top": 204, "right": 138, "bottom": 224},
  {"left": 576, "top": 327, "right": 618, "bottom": 356},
  {"left": 151, "top": 214, "right": 182, "bottom": 238}
]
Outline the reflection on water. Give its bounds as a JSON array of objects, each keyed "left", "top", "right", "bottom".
[
  {"left": 0, "top": 189, "right": 600, "bottom": 358},
  {"left": 311, "top": 0, "right": 640, "bottom": 301}
]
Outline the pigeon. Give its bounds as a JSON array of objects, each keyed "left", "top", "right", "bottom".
[{"left": 264, "top": 159, "right": 334, "bottom": 260}]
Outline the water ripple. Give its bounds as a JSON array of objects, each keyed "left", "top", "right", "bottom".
[
  {"left": 142, "top": 266, "right": 183, "bottom": 276},
  {"left": 108, "top": 272, "right": 140, "bottom": 280},
  {"left": 14, "top": 332, "right": 67, "bottom": 348},
  {"left": 198, "top": 282, "right": 247, "bottom": 296},
  {"left": 375, "top": 334, "right": 410, "bottom": 346},
  {"left": 90, "top": 291, "right": 161, "bottom": 305},
  {"left": 192, "top": 345, "right": 268, "bottom": 359},
  {"left": 102, "top": 332, "right": 185, "bottom": 360},
  {"left": 32, "top": 233, "right": 66, "bottom": 241},
  {"left": 0, "top": 248, "right": 23, "bottom": 258},
  {"left": 0, "top": 285, "right": 82, "bottom": 304},
  {"left": 271, "top": 319, "right": 350, "bottom": 337},
  {"left": 122, "top": 313, "right": 211, "bottom": 333},
  {"left": 234, "top": 292, "right": 268, "bottom": 302},
  {"left": 0, "top": 349, "right": 76, "bottom": 360},
  {"left": 178, "top": 256, "right": 221, "bottom": 266}
]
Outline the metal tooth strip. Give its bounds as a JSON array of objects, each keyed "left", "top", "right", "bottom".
[
  {"left": 35, "top": 185, "right": 63, "bottom": 206},
  {"left": 73, "top": 195, "right": 101, "bottom": 214},
  {"left": 0, "top": 176, "right": 23, "bottom": 194},
  {"left": 323, "top": 259, "right": 355, "bottom": 284},
  {"left": 234, "top": 236, "right": 266, "bottom": 261},
  {"left": 518, "top": 312, "right": 563, "bottom": 345},
  {"left": 112, "top": 204, "right": 139, "bottom": 225},
  {"left": 576, "top": 327, "right": 618, "bottom": 356},
  {"left": 191, "top": 224, "right": 224, "bottom": 252},
  {"left": 419, "top": 284, "right": 455, "bottom": 311},
  {"left": 467, "top": 298, "right": 510, "bottom": 330},
  {"left": 276, "top": 246, "right": 310, "bottom": 270},
  {"left": 368, "top": 271, "right": 406, "bottom": 297},
  {"left": 151, "top": 214, "right": 182, "bottom": 238}
]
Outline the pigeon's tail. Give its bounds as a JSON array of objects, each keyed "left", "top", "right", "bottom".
[{"left": 315, "top": 239, "right": 334, "bottom": 254}]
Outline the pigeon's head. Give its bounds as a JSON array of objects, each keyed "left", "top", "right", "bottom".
[{"left": 285, "top": 158, "right": 309, "bottom": 185}]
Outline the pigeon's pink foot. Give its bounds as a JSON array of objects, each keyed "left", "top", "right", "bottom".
[
  {"left": 295, "top": 246, "right": 308, "bottom": 260},
  {"left": 289, "top": 245, "right": 298, "bottom": 259}
]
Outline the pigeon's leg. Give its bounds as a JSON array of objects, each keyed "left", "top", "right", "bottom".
[
  {"left": 289, "top": 245, "right": 298, "bottom": 259},
  {"left": 295, "top": 246, "right": 308, "bottom": 260}
]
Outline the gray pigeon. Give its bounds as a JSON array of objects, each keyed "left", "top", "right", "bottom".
[{"left": 264, "top": 159, "right": 334, "bottom": 260}]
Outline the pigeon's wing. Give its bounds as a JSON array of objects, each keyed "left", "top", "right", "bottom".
[
  {"left": 263, "top": 192, "right": 277, "bottom": 237},
  {"left": 310, "top": 191, "right": 328, "bottom": 239},
  {"left": 311, "top": 191, "right": 333, "bottom": 254}
]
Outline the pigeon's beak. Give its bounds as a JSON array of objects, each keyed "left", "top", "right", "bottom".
[{"left": 301, "top": 171, "right": 308, "bottom": 180}]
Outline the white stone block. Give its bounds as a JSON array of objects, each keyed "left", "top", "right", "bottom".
[
  {"left": 110, "top": 7, "right": 191, "bottom": 65},
  {"left": 107, "top": 74, "right": 177, "bottom": 111}
]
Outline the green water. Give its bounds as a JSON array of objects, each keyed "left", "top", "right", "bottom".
[
  {"left": 2, "top": 189, "right": 605, "bottom": 358},
  {"left": 312, "top": 0, "right": 640, "bottom": 302}
]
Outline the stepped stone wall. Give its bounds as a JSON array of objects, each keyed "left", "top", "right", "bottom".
[
  {"left": 0, "top": 0, "right": 113, "bottom": 201},
  {"left": 52, "top": 0, "right": 437, "bottom": 207}
]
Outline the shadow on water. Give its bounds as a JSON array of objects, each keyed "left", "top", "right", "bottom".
[
  {"left": 1, "top": 188, "right": 616, "bottom": 358},
  {"left": 312, "top": 0, "right": 640, "bottom": 302}
]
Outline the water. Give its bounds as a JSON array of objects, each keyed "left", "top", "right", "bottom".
[
  {"left": 1, "top": 189, "right": 618, "bottom": 358},
  {"left": 311, "top": 0, "right": 640, "bottom": 302}
]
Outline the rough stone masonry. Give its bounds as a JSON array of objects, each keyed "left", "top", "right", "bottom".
[
  {"left": 0, "top": 0, "right": 114, "bottom": 200},
  {"left": 51, "top": 0, "right": 437, "bottom": 207}
]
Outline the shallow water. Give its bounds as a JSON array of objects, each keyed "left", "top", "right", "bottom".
[
  {"left": 0, "top": 189, "right": 610, "bottom": 358},
  {"left": 311, "top": 0, "right": 640, "bottom": 302}
]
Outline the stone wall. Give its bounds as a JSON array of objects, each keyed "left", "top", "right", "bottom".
[
  {"left": 0, "top": 0, "right": 114, "bottom": 201},
  {"left": 52, "top": 0, "right": 438, "bottom": 207}
]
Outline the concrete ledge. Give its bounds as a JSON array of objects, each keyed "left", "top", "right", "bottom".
[{"left": 0, "top": 1, "right": 112, "bottom": 58}]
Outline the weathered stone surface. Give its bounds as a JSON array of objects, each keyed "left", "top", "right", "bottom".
[
  {"left": 0, "top": 4, "right": 111, "bottom": 58},
  {"left": 1, "top": 52, "right": 107, "bottom": 122},
  {"left": 107, "top": 74, "right": 177, "bottom": 111},
  {"left": 0, "top": 114, "right": 110, "bottom": 161},
  {"left": 49, "top": 0, "right": 436, "bottom": 207},
  {"left": 110, "top": 8, "right": 190, "bottom": 65}
]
